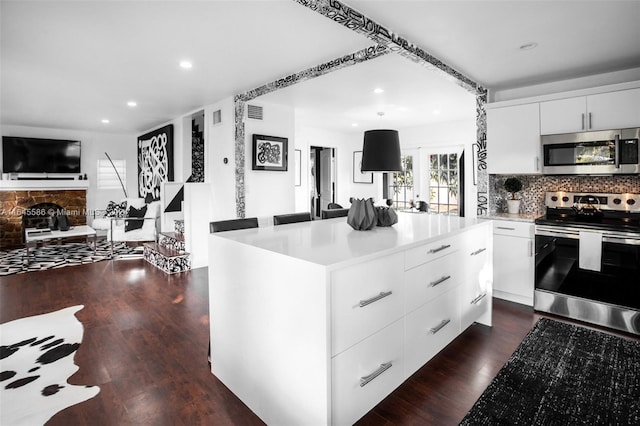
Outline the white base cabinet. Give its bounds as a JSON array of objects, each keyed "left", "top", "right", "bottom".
[
  {"left": 492, "top": 220, "right": 534, "bottom": 306},
  {"left": 209, "top": 218, "right": 493, "bottom": 426}
]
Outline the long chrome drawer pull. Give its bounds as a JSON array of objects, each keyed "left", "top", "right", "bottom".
[
  {"left": 496, "top": 226, "right": 515, "bottom": 230},
  {"left": 470, "top": 247, "right": 487, "bottom": 256},
  {"left": 359, "top": 291, "right": 393, "bottom": 308},
  {"left": 428, "top": 244, "right": 451, "bottom": 254},
  {"left": 429, "top": 319, "right": 451, "bottom": 334},
  {"left": 471, "top": 293, "right": 487, "bottom": 305},
  {"left": 360, "top": 362, "right": 392, "bottom": 387},
  {"left": 429, "top": 275, "right": 451, "bottom": 287}
]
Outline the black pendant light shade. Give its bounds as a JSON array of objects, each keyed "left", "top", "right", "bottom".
[{"left": 361, "top": 129, "right": 402, "bottom": 172}]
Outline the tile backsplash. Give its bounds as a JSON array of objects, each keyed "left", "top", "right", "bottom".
[{"left": 489, "top": 175, "right": 640, "bottom": 215}]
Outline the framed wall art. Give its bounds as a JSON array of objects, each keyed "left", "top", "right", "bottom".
[
  {"left": 138, "top": 124, "right": 174, "bottom": 201},
  {"left": 353, "top": 151, "right": 373, "bottom": 183},
  {"left": 252, "top": 134, "right": 288, "bottom": 171}
]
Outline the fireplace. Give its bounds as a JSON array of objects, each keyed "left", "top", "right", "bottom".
[
  {"left": 0, "top": 190, "right": 87, "bottom": 249},
  {"left": 21, "top": 202, "right": 65, "bottom": 237}
]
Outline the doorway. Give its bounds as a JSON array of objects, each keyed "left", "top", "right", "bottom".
[{"left": 310, "top": 146, "right": 336, "bottom": 219}]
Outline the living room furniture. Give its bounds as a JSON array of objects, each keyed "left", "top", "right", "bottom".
[
  {"left": 24, "top": 225, "right": 97, "bottom": 263},
  {"left": 91, "top": 198, "right": 161, "bottom": 246}
]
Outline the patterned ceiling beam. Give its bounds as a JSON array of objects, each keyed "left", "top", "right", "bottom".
[
  {"left": 234, "top": 44, "right": 390, "bottom": 218},
  {"left": 293, "top": 0, "right": 486, "bottom": 96},
  {"left": 237, "top": 44, "right": 389, "bottom": 103}
]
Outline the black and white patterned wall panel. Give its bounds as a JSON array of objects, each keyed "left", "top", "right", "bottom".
[{"left": 138, "top": 125, "right": 174, "bottom": 201}]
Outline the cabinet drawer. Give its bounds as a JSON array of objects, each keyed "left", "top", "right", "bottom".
[
  {"left": 461, "top": 224, "right": 491, "bottom": 256},
  {"left": 332, "top": 319, "right": 405, "bottom": 426},
  {"left": 405, "top": 235, "right": 459, "bottom": 270},
  {"left": 405, "top": 252, "right": 461, "bottom": 313},
  {"left": 332, "top": 252, "right": 404, "bottom": 356},
  {"left": 493, "top": 220, "right": 533, "bottom": 238},
  {"left": 405, "top": 287, "right": 461, "bottom": 375}
]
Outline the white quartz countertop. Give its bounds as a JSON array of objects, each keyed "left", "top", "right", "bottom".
[
  {"left": 485, "top": 213, "right": 541, "bottom": 222},
  {"left": 210, "top": 212, "right": 488, "bottom": 269}
]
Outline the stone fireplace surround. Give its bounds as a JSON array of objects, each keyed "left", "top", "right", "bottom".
[{"left": 0, "top": 189, "right": 87, "bottom": 249}]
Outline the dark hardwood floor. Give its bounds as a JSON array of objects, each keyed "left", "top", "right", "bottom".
[{"left": 1, "top": 260, "right": 637, "bottom": 425}]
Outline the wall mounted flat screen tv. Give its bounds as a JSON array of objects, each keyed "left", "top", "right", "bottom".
[{"left": 2, "top": 136, "right": 81, "bottom": 173}]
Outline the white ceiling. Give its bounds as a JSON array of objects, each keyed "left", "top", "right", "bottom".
[{"left": 2, "top": 1, "right": 639, "bottom": 135}]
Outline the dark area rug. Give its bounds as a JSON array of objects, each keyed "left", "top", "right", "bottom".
[
  {"left": 460, "top": 318, "right": 640, "bottom": 425},
  {"left": 0, "top": 241, "right": 143, "bottom": 276}
]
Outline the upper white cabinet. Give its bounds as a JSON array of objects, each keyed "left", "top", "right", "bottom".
[
  {"left": 539, "top": 97, "right": 586, "bottom": 135},
  {"left": 487, "top": 103, "right": 542, "bottom": 174},
  {"left": 540, "top": 88, "right": 640, "bottom": 135},
  {"left": 587, "top": 88, "right": 640, "bottom": 130}
]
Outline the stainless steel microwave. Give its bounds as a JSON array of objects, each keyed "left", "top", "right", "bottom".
[{"left": 542, "top": 127, "right": 640, "bottom": 175}]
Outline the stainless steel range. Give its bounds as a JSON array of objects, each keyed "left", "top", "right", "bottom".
[{"left": 535, "top": 191, "right": 640, "bottom": 335}]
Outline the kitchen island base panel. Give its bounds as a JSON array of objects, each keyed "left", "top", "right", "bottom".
[
  {"left": 209, "top": 237, "right": 331, "bottom": 426},
  {"left": 209, "top": 216, "right": 493, "bottom": 425}
]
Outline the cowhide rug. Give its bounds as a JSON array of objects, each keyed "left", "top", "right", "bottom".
[{"left": 0, "top": 305, "right": 100, "bottom": 425}]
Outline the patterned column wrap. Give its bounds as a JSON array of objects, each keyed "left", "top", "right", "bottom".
[{"left": 475, "top": 91, "right": 488, "bottom": 217}]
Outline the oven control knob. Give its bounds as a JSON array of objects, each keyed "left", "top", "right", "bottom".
[
  {"left": 613, "top": 198, "right": 622, "bottom": 205},
  {"left": 562, "top": 196, "right": 569, "bottom": 202},
  {"left": 628, "top": 199, "right": 636, "bottom": 206},
  {"left": 551, "top": 196, "right": 558, "bottom": 202}
]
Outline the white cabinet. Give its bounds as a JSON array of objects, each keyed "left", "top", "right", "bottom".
[
  {"left": 492, "top": 220, "right": 534, "bottom": 306},
  {"left": 587, "top": 88, "right": 640, "bottom": 130},
  {"left": 404, "top": 287, "right": 461, "bottom": 375},
  {"left": 331, "top": 253, "right": 405, "bottom": 356},
  {"left": 459, "top": 225, "right": 493, "bottom": 330},
  {"left": 486, "top": 103, "right": 542, "bottom": 174},
  {"left": 540, "top": 88, "right": 640, "bottom": 134},
  {"left": 332, "top": 319, "right": 405, "bottom": 426}
]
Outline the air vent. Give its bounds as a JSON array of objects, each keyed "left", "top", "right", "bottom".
[
  {"left": 247, "top": 104, "right": 263, "bottom": 120},
  {"left": 212, "top": 109, "right": 222, "bottom": 125}
]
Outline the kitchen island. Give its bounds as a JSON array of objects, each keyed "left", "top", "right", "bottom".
[{"left": 208, "top": 212, "right": 493, "bottom": 425}]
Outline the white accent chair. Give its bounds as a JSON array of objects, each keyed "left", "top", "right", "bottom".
[{"left": 92, "top": 198, "right": 161, "bottom": 246}]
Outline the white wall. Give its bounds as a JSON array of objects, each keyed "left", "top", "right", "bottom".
[
  {"left": 0, "top": 124, "right": 137, "bottom": 213},
  {"left": 204, "top": 97, "right": 236, "bottom": 220},
  {"left": 244, "top": 100, "right": 296, "bottom": 218}
]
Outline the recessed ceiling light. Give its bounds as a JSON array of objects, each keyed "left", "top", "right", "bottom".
[
  {"left": 127, "top": 101, "right": 137, "bottom": 107},
  {"left": 179, "top": 60, "right": 193, "bottom": 69},
  {"left": 519, "top": 42, "right": 538, "bottom": 51},
  {"left": 101, "top": 119, "right": 110, "bottom": 124},
  {"left": 373, "top": 88, "right": 384, "bottom": 94}
]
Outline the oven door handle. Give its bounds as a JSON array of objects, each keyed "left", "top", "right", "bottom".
[
  {"left": 536, "top": 226, "right": 640, "bottom": 246},
  {"left": 615, "top": 134, "right": 620, "bottom": 169}
]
